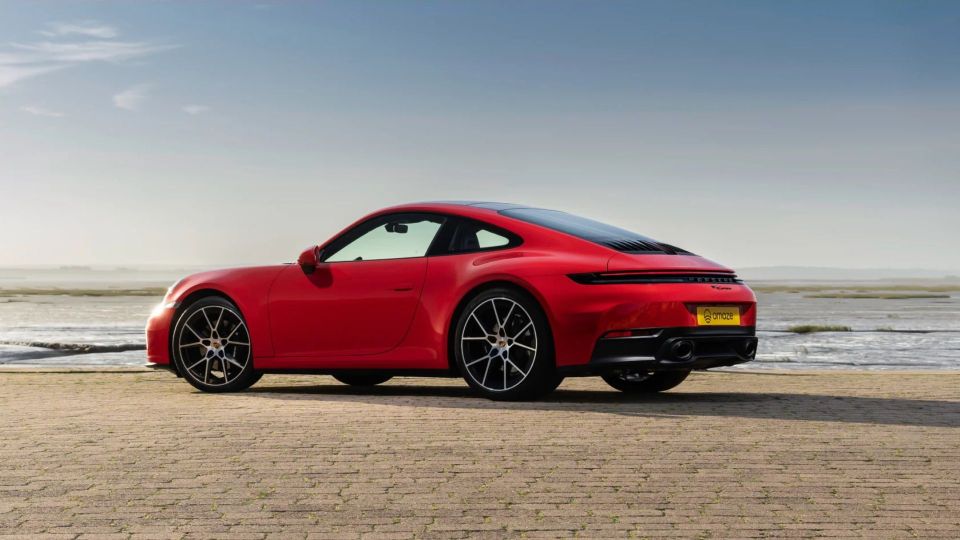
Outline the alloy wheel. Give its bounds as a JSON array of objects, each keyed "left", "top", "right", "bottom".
[
  {"left": 460, "top": 297, "right": 538, "bottom": 392},
  {"left": 176, "top": 305, "right": 251, "bottom": 387}
]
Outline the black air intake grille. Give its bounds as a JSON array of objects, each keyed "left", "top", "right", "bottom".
[
  {"left": 599, "top": 239, "right": 696, "bottom": 256},
  {"left": 601, "top": 239, "right": 666, "bottom": 253},
  {"left": 658, "top": 243, "right": 694, "bottom": 255}
]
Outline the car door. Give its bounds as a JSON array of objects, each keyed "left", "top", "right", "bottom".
[{"left": 269, "top": 213, "right": 446, "bottom": 357}]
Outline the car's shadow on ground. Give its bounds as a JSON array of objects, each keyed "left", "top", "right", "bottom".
[{"left": 243, "top": 380, "right": 960, "bottom": 428}]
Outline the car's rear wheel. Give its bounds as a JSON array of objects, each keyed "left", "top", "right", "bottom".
[
  {"left": 333, "top": 374, "right": 392, "bottom": 386},
  {"left": 601, "top": 369, "right": 690, "bottom": 394},
  {"left": 454, "top": 288, "right": 558, "bottom": 401},
  {"left": 172, "top": 296, "right": 261, "bottom": 393}
]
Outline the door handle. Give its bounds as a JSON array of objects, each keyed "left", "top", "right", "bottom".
[{"left": 392, "top": 283, "right": 415, "bottom": 292}]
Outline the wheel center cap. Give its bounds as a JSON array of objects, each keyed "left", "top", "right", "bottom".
[
  {"left": 211, "top": 340, "right": 221, "bottom": 349},
  {"left": 497, "top": 339, "right": 507, "bottom": 348}
]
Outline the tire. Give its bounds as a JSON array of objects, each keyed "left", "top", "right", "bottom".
[
  {"left": 333, "top": 373, "right": 392, "bottom": 386},
  {"left": 453, "top": 287, "right": 558, "bottom": 401},
  {"left": 601, "top": 369, "right": 690, "bottom": 394},
  {"left": 171, "top": 296, "right": 262, "bottom": 393}
]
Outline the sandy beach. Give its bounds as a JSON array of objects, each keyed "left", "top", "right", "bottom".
[{"left": 1, "top": 369, "right": 958, "bottom": 538}]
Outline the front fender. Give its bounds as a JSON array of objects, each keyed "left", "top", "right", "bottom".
[{"left": 166, "top": 266, "right": 287, "bottom": 360}]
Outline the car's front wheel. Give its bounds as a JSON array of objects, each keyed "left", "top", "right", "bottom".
[
  {"left": 601, "top": 369, "right": 690, "bottom": 394},
  {"left": 454, "top": 288, "right": 558, "bottom": 401},
  {"left": 172, "top": 296, "right": 261, "bottom": 392}
]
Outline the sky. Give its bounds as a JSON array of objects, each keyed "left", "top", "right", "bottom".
[{"left": 1, "top": 0, "right": 958, "bottom": 271}]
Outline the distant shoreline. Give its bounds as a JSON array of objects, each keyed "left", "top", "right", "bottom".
[
  {"left": 0, "top": 287, "right": 167, "bottom": 297},
  {"left": 1, "top": 279, "right": 958, "bottom": 298}
]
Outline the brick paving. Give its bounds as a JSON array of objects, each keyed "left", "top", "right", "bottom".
[{"left": 0, "top": 369, "right": 958, "bottom": 539}]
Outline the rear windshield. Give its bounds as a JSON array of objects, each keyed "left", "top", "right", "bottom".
[{"left": 499, "top": 208, "right": 690, "bottom": 255}]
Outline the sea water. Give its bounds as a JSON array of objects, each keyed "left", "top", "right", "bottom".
[{"left": 1, "top": 284, "right": 958, "bottom": 369}]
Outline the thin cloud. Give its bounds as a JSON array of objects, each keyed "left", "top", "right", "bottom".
[
  {"left": 182, "top": 104, "right": 210, "bottom": 115},
  {"left": 39, "top": 21, "right": 118, "bottom": 39},
  {"left": 9, "top": 41, "right": 177, "bottom": 64},
  {"left": 20, "top": 105, "right": 64, "bottom": 117},
  {"left": 113, "top": 84, "right": 150, "bottom": 111},
  {"left": 0, "top": 22, "right": 177, "bottom": 89},
  {"left": 0, "top": 63, "right": 65, "bottom": 88}
]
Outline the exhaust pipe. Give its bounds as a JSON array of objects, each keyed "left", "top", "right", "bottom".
[
  {"left": 742, "top": 340, "right": 757, "bottom": 358},
  {"left": 670, "top": 340, "right": 694, "bottom": 360}
]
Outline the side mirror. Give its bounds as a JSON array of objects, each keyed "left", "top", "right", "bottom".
[{"left": 297, "top": 245, "right": 323, "bottom": 274}]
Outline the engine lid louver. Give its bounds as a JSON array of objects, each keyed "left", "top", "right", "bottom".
[
  {"left": 600, "top": 239, "right": 696, "bottom": 256},
  {"left": 602, "top": 239, "right": 667, "bottom": 253}
]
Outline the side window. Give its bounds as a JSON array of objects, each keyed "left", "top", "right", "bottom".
[
  {"left": 323, "top": 214, "right": 444, "bottom": 262},
  {"left": 446, "top": 219, "right": 516, "bottom": 254},
  {"left": 476, "top": 229, "right": 510, "bottom": 249}
]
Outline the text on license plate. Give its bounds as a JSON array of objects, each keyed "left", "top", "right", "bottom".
[{"left": 696, "top": 306, "right": 741, "bottom": 326}]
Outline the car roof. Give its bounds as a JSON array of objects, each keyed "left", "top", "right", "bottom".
[{"left": 419, "top": 201, "right": 529, "bottom": 211}]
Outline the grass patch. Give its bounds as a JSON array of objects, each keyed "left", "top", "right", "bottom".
[
  {"left": 754, "top": 284, "right": 960, "bottom": 293},
  {"left": 0, "top": 287, "right": 167, "bottom": 298},
  {"left": 787, "top": 324, "right": 852, "bottom": 334},
  {"left": 804, "top": 293, "right": 950, "bottom": 300}
]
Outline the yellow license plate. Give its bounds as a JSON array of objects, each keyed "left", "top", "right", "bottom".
[{"left": 696, "top": 306, "right": 741, "bottom": 326}]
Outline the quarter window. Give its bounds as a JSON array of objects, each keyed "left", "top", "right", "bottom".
[{"left": 445, "top": 219, "right": 517, "bottom": 254}]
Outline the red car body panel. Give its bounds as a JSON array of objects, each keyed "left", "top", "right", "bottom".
[
  {"left": 147, "top": 265, "right": 286, "bottom": 364},
  {"left": 146, "top": 202, "right": 757, "bottom": 373}
]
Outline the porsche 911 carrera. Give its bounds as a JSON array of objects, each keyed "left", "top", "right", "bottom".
[{"left": 146, "top": 202, "right": 757, "bottom": 400}]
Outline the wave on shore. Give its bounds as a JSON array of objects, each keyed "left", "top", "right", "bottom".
[
  {"left": 0, "top": 341, "right": 146, "bottom": 365},
  {"left": 0, "top": 340, "right": 145, "bottom": 353}
]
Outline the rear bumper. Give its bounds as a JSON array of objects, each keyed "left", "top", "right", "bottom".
[
  {"left": 525, "top": 274, "right": 757, "bottom": 367},
  {"left": 559, "top": 326, "right": 756, "bottom": 376}
]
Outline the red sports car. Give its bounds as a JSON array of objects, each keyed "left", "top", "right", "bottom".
[{"left": 146, "top": 202, "right": 757, "bottom": 400}]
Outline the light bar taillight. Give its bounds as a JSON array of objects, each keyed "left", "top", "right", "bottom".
[{"left": 569, "top": 272, "right": 742, "bottom": 285}]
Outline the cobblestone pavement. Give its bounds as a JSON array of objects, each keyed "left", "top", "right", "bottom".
[{"left": 1, "top": 369, "right": 958, "bottom": 539}]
